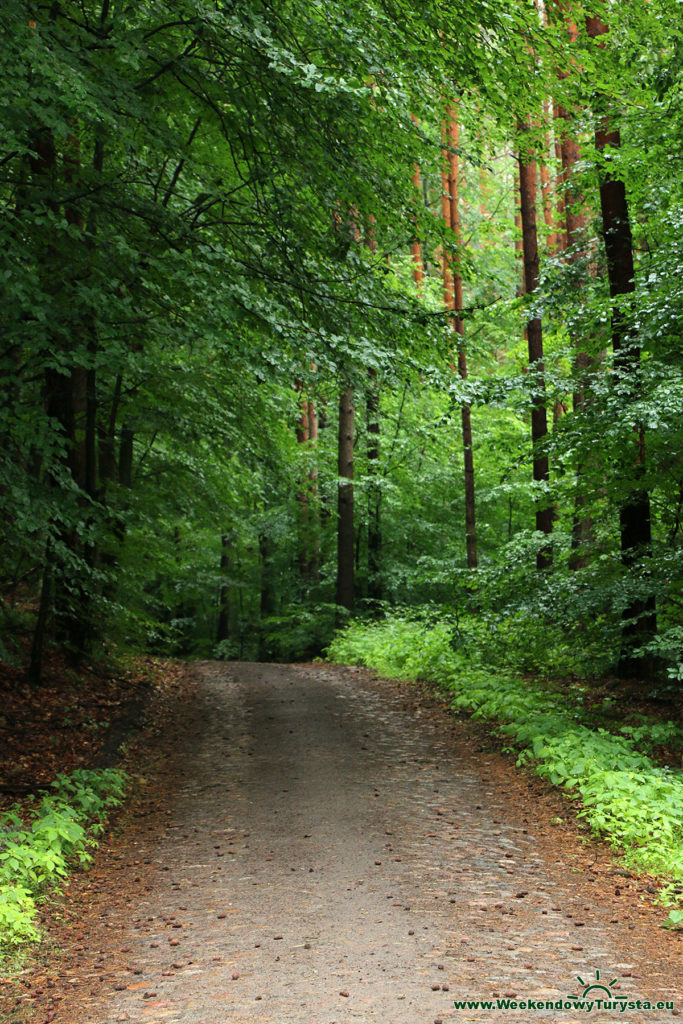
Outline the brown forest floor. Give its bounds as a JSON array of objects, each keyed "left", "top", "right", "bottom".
[
  {"left": 1, "top": 661, "right": 680, "bottom": 1024},
  {"left": 0, "top": 651, "right": 182, "bottom": 813}
]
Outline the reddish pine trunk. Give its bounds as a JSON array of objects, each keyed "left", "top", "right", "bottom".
[
  {"left": 411, "top": 166, "right": 424, "bottom": 286},
  {"left": 513, "top": 164, "right": 524, "bottom": 277},
  {"left": 336, "top": 387, "right": 354, "bottom": 613},
  {"left": 539, "top": 104, "right": 557, "bottom": 252},
  {"left": 552, "top": 106, "right": 568, "bottom": 251},
  {"left": 518, "top": 125, "right": 553, "bottom": 568}
]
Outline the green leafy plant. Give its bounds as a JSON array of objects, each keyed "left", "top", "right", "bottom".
[
  {"left": 0, "top": 768, "right": 127, "bottom": 956},
  {"left": 328, "top": 614, "right": 683, "bottom": 919}
]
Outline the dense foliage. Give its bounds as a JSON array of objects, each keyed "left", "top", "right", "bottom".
[
  {"left": 328, "top": 614, "right": 683, "bottom": 924},
  {"left": 0, "top": 768, "right": 127, "bottom": 952},
  {"left": 0, "top": 0, "right": 682, "bottom": 691}
]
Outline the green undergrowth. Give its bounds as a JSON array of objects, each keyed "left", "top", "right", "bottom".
[
  {"left": 327, "top": 615, "right": 683, "bottom": 928},
  {"left": 0, "top": 768, "right": 128, "bottom": 959}
]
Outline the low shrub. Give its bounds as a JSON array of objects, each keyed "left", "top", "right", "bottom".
[
  {"left": 327, "top": 614, "right": 683, "bottom": 927},
  {"left": 0, "top": 767, "right": 127, "bottom": 956}
]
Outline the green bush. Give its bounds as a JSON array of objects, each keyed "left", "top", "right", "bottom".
[
  {"left": 328, "top": 614, "right": 683, "bottom": 925},
  {"left": 0, "top": 767, "right": 127, "bottom": 955},
  {"left": 258, "top": 603, "right": 343, "bottom": 661}
]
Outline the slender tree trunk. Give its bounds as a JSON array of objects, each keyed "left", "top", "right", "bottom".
[
  {"left": 336, "top": 386, "right": 354, "bottom": 613},
  {"left": 445, "top": 108, "right": 478, "bottom": 568},
  {"left": 557, "top": 76, "right": 596, "bottom": 570},
  {"left": 411, "top": 168, "right": 424, "bottom": 286},
  {"left": 99, "top": 375, "right": 121, "bottom": 489},
  {"left": 27, "top": 120, "right": 59, "bottom": 684},
  {"left": 410, "top": 115, "right": 424, "bottom": 286},
  {"left": 27, "top": 11, "right": 102, "bottom": 675},
  {"left": 518, "top": 122, "right": 553, "bottom": 568},
  {"left": 295, "top": 380, "right": 310, "bottom": 580},
  {"left": 553, "top": 103, "right": 568, "bottom": 251},
  {"left": 366, "top": 368, "right": 382, "bottom": 604},
  {"left": 61, "top": 125, "right": 97, "bottom": 656},
  {"left": 118, "top": 425, "right": 134, "bottom": 488},
  {"left": 217, "top": 532, "right": 232, "bottom": 645},
  {"left": 28, "top": 114, "right": 96, "bottom": 669},
  {"left": 307, "top": 383, "right": 320, "bottom": 583},
  {"left": 539, "top": 103, "right": 557, "bottom": 252},
  {"left": 586, "top": 15, "right": 656, "bottom": 675},
  {"left": 479, "top": 165, "right": 489, "bottom": 225},
  {"left": 28, "top": 555, "right": 52, "bottom": 686},
  {"left": 259, "top": 531, "right": 275, "bottom": 619},
  {"left": 513, "top": 165, "right": 525, "bottom": 293}
]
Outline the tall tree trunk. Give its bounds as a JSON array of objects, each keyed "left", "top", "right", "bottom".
[
  {"left": 586, "top": 15, "right": 656, "bottom": 675},
  {"left": 539, "top": 103, "right": 557, "bottom": 252},
  {"left": 410, "top": 116, "right": 424, "bottom": 286},
  {"left": 295, "top": 373, "right": 320, "bottom": 583},
  {"left": 513, "top": 164, "right": 525, "bottom": 293},
  {"left": 518, "top": 122, "right": 553, "bottom": 568},
  {"left": 28, "top": 108, "right": 96, "bottom": 670},
  {"left": 61, "top": 124, "right": 97, "bottom": 656},
  {"left": 217, "top": 532, "right": 232, "bottom": 646},
  {"left": 307, "top": 383, "right": 320, "bottom": 583},
  {"left": 27, "top": 120, "right": 59, "bottom": 685},
  {"left": 295, "top": 380, "right": 310, "bottom": 581},
  {"left": 29, "top": 554, "right": 52, "bottom": 687},
  {"left": 552, "top": 102, "right": 568, "bottom": 252},
  {"left": 555, "top": 40, "right": 596, "bottom": 570},
  {"left": 99, "top": 375, "right": 121, "bottom": 490},
  {"left": 446, "top": 108, "right": 478, "bottom": 568},
  {"left": 366, "top": 368, "right": 382, "bottom": 604},
  {"left": 118, "top": 424, "right": 134, "bottom": 488},
  {"left": 336, "top": 386, "right": 355, "bottom": 613},
  {"left": 259, "top": 531, "right": 275, "bottom": 619}
]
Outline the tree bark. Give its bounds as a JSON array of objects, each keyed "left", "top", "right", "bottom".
[
  {"left": 259, "top": 531, "right": 275, "bottom": 619},
  {"left": 586, "top": 14, "right": 656, "bottom": 675},
  {"left": 513, "top": 165, "right": 525, "bottom": 292},
  {"left": 446, "top": 109, "right": 478, "bottom": 569},
  {"left": 366, "top": 368, "right": 382, "bottom": 604},
  {"left": 295, "top": 380, "right": 310, "bottom": 580},
  {"left": 559, "top": 111, "right": 595, "bottom": 570},
  {"left": 27, "top": 119, "right": 59, "bottom": 684},
  {"left": 217, "top": 532, "right": 232, "bottom": 645},
  {"left": 307, "top": 386, "right": 320, "bottom": 583},
  {"left": 28, "top": 107, "right": 96, "bottom": 668},
  {"left": 336, "top": 386, "right": 355, "bottom": 613},
  {"left": 410, "top": 115, "right": 424, "bottom": 286},
  {"left": 518, "top": 123, "right": 553, "bottom": 568},
  {"left": 539, "top": 103, "right": 557, "bottom": 252},
  {"left": 118, "top": 425, "right": 134, "bottom": 488},
  {"left": 28, "top": 555, "right": 52, "bottom": 687}
]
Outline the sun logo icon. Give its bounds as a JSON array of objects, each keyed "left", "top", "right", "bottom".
[{"left": 575, "top": 969, "right": 620, "bottom": 1000}]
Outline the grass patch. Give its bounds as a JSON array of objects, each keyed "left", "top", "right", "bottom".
[
  {"left": 327, "top": 614, "right": 683, "bottom": 927},
  {"left": 0, "top": 767, "right": 127, "bottom": 957}
]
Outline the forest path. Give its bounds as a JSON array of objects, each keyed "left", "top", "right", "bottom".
[{"left": 19, "top": 662, "right": 681, "bottom": 1023}]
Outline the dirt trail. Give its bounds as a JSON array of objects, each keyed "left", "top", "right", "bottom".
[{"left": 10, "top": 662, "right": 681, "bottom": 1023}]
